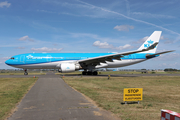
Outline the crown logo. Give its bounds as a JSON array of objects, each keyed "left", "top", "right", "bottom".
[
  {"left": 147, "top": 40, "right": 154, "bottom": 44},
  {"left": 26, "top": 55, "right": 33, "bottom": 58}
]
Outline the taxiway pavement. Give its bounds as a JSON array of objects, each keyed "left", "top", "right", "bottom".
[{"left": 7, "top": 73, "right": 118, "bottom": 120}]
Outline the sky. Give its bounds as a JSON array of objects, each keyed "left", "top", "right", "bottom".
[{"left": 0, "top": 0, "right": 180, "bottom": 69}]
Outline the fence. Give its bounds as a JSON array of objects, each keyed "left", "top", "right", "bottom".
[{"left": 161, "top": 109, "right": 180, "bottom": 120}]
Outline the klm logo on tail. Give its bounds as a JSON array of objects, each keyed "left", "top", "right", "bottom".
[{"left": 144, "top": 40, "right": 154, "bottom": 48}]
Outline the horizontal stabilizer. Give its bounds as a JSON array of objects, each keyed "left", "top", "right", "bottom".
[
  {"left": 142, "top": 42, "right": 158, "bottom": 51},
  {"left": 146, "top": 50, "right": 175, "bottom": 59}
]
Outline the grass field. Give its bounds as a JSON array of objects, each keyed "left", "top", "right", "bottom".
[
  {"left": 1, "top": 70, "right": 178, "bottom": 76},
  {"left": 0, "top": 71, "right": 46, "bottom": 75},
  {"left": 56, "top": 71, "right": 180, "bottom": 75},
  {"left": 0, "top": 78, "right": 38, "bottom": 120},
  {"left": 98, "top": 71, "right": 180, "bottom": 75},
  {"left": 63, "top": 76, "right": 180, "bottom": 120}
]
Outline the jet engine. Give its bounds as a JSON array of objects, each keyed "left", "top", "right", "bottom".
[{"left": 58, "top": 63, "right": 80, "bottom": 73}]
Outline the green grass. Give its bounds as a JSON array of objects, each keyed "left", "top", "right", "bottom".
[
  {"left": 57, "top": 71, "right": 180, "bottom": 75},
  {"left": 0, "top": 78, "right": 38, "bottom": 120},
  {"left": 63, "top": 76, "right": 180, "bottom": 120},
  {"left": 0, "top": 71, "right": 46, "bottom": 75},
  {"left": 1, "top": 70, "right": 179, "bottom": 76},
  {"left": 99, "top": 71, "right": 180, "bottom": 75},
  {"left": 1, "top": 70, "right": 178, "bottom": 75},
  {"left": 99, "top": 71, "right": 142, "bottom": 75}
]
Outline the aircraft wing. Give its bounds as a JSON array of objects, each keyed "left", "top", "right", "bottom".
[
  {"left": 146, "top": 50, "right": 175, "bottom": 59},
  {"left": 78, "top": 42, "right": 158, "bottom": 66}
]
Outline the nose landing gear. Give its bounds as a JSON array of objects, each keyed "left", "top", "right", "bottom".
[{"left": 24, "top": 69, "right": 28, "bottom": 75}]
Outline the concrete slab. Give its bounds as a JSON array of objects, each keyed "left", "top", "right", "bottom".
[{"left": 8, "top": 73, "right": 119, "bottom": 120}]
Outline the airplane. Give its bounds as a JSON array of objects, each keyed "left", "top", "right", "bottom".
[{"left": 5, "top": 31, "right": 174, "bottom": 75}]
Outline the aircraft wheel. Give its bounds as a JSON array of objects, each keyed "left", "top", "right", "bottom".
[
  {"left": 93, "top": 71, "right": 98, "bottom": 75},
  {"left": 82, "top": 71, "right": 86, "bottom": 75},
  {"left": 24, "top": 72, "right": 28, "bottom": 75},
  {"left": 87, "top": 71, "right": 92, "bottom": 75}
]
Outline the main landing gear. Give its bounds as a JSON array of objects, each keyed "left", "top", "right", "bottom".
[
  {"left": 82, "top": 71, "right": 98, "bottom": 75},
  {"left": 24, "top": 69, "right": 28, "bottom": 75}
]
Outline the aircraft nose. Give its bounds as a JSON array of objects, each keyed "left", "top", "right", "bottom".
[{"left": 5, "top": 60, "right": 10, "bottom": 65}]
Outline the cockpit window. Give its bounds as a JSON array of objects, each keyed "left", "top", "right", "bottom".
[{"left": 10, "top": 57, "right": 15, "bottom": 59}]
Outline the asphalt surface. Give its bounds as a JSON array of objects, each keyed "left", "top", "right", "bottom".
[
  {"left": 7, "top": 73, "right": 119, "bottom": 120},
  {"left": 1, "top": 73, "right": 180, "bottom": 78}
]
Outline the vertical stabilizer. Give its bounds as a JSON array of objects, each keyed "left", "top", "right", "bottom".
[{"left": 138, "top": 31, "right": 162, "bottom": 53}]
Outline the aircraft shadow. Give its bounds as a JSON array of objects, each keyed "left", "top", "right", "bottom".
[
  {"left": 121, "top": 101, "right": 139, "bottom": 105},
  {"left": 58, "top": 74, "right": 138, "bottom": 77}
]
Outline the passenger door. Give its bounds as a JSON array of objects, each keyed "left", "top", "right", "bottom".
[{"left": 20, "top": 55, "right": 25, "bottom": 63}]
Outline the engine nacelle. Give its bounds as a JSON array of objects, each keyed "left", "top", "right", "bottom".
[{"left": 58, "top": 63, "right": 80, "bottom": 73}]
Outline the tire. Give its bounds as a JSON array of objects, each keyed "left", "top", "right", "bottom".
[
  {"left": 87, "top": 72, "right": 92, "bottom": 75},
  {"left": 93, "top": 71, "right": 98, "bottom": 75},
  {"left": 24, "top": 72, "right": 28, "bottom": 75},
  {"left": 82, "top": 71, "right": 86, "bottom": 75}
]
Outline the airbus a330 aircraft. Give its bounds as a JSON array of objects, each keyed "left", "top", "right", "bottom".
[{"left": 5, "top": 31, "right": 174, "bottom": 75}]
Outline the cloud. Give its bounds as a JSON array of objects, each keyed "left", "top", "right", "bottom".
[
  {"left": 71, "top": 33, "right": 121, "bottom": 43},
  {"left": 115, "top": 44, "right": 131, "bottom": 50},
  {"left": 133, "top": 36, "right": 149, "bottom": 44},
  {"left": 114, "top": 25, "right": 134, "bottom": 31},
  {"left": 53, "top": 44, "right": 58, "bottom": 46},
  {"left": 18, "top": 36, "right": 34, "bottom": 42},
  {"left": 43, "top": 0, "right": 180, "bottom": 35},
  {"left": 32, "top": 22, "right": 65, "bottom": 33},
  {"left": 132, "top": 12, "right": 176, "bottom": 19},
  {"left": 93, "top": 41, "right": 132, "bottom": 50},
  {"left": 154, "top": 52, "right": 180, "bottom": 61},
  {"left": 139, "top": 36, "right": 148, "bottom": 42},
  {"left": 93, "top": 41, "right": 113, "bottom": 49},
  {"left": 160, "top": 36, "right": 164, "bottom": 40},
  {"left": 37, "top": 9, "right": 56, "bottom": 14},
  {"left": 31, "top": 47, "right": 63, "bottom": 52},
  {"left": 160, "top": 36, "right": 175, "bottom": 44},
  {"left": 18, "top": 36, "right": 29, "bottom": 40},
  {"left": 0, "top": 1, "right": 11, "bottom": 8},
  {"left": 124, "top": 0, "right": 130, "bottom": 16},
  {"left": 0, "top": 57, "right": 10, "bottom": 64},
  {"left": 133, "top": 35, "right": 175, "bottom": 44},
  {"left": 71, "top": 33, "right": 98, "bottom": 38},
  {"left": 76, "top": 0, "right": 180, "bottom": 36},
  {"left": 163, "top": 40, "right": 175, "bottom": 44},
  {"left": 15, "top": 47, "right": 25, "bottom": 49},
  {"left": 158, "top": 62, "right": 180, "bottom": 68}
]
